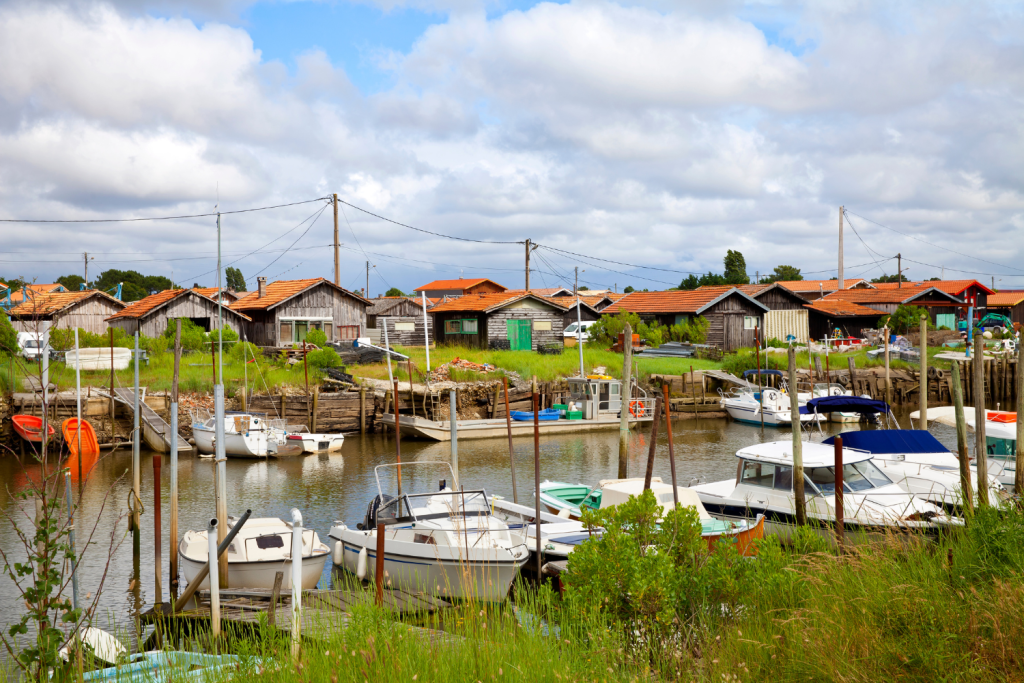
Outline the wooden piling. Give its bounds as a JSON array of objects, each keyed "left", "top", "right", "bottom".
[
  {"left": 919, "top": 314, "right": 928, "bottom": 429},
  {"left": 170, "top": 320, "right": 181, "bottom": 601},
  {"left": 662, "top": 383, "right": 679, "bottom": 507},
  {"left": 789, "top": 347, "right": 806, "bottom": 526},
  {"left": 359, "top": 385, "right": 366, "bottom": 435},
  {"left": 375, "top": 524, "right": 385, "bottom": 606},
  {"left": 618, "top": 323, "right": 633, "bottom": 479},
  {"left": 974, "top": 335, "right": 989, "bottom": 507},
  {"left": 833, "top": 435, "right": 844, "bottom": 547},
  {"left": 643, "top": 394, "right": 663, "bottom": 492},
  {"left": 950, "top": 363, "right": 973, "bottom": 513},
  {"left": 109, "top": 329, "right": 115, "bottom": 437},
  {"left": 1017, "top": 342, "right": 1024, "bottom": 493},
  {"left": 311, "top": 388, "right": 319, "bottom": 433},
  {"left": 408, "top": 361, "right": 415, "bottom": 418},
  {"left": 503, "top": 376, "right": 517, "bottom": 504},
  {"left": 303, "top": 342, "right": 311, "bottom": 430},
  {"left": 532, "top": 376, "right": 542, "bottom": 580}
]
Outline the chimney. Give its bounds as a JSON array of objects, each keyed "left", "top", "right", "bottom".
[{"left": 257, "top": 277, "right": 266, "bottom": 298}]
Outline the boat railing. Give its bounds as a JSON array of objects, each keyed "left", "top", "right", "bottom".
[{"left": 376, "top": 488, "right": 492, "bottom": 525}]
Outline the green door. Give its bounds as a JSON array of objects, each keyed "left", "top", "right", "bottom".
[{"left": 506, "top": 319, "right": 532, "bottom": 351}]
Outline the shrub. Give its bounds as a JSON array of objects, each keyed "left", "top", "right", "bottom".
[
  {"left": 305, "top": 347, "right": 342, "bottom": 370},
  {"left": 721, "top": 349, "right": 787, "bottom": 376},
  {"left": 305, "top": 328, "right": 327, "bottom": 348},
  {"left": 878, "top": 304, "right": 933, "bottom": 334},
  {"left": 50, "top": 327, "right": 137, "bottom": 353},
  {"left": 163, "top": 318, "right": 208, "bottom": 352},
  {"left": 667, "top": 316, "right": 710, "bottom": 344},
  {"left": 141, "top": 334, "right": 168, "bottom": 355},
  {"left": 229, "top": 341, "right": 263, "bottom": 363}
]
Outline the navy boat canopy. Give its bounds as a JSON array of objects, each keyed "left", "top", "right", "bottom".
[
  {"left": 742, "top": 369, "right": 784, "bottom": 378},
  {"left": 799, "top": 396, "right": 891, "bottom": 415},
  {"left": 823, "top": 429, "right": 948, "bottom": 455}
]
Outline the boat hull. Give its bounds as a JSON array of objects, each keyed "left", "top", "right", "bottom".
[
  {"left": 722, "top": 402, "right": 822, "bottom": 427},
  {"left": 62, "top": 418, "right": 99, "bottom": 458},
  {"left": 13, "top": 415, "right": 55, "bottom": 443},
  {"left": 178, "top": 551, "right": 326, "bottom": 590},
  {"left": 380, "top": 412, "right": 652, "bottom": 442},
  {"left": 193, "top": 426, "right": 215, "bottom": 455}
]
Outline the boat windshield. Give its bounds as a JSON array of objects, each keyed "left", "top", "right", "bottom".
[
  {"left": 805, "top": 461, "right": 892, "bottom": 494},
  {"left": 377, "top": 489, "right": 492, "bottom": 524}
]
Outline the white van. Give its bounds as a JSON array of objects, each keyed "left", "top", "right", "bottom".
[
  {"left": 563, "top": 321, "right": 597, "bottom": 341},
  {"left": 17, "top": 332, "right": 48, "bottom": 362}
]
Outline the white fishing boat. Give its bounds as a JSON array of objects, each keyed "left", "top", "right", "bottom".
[
  {"left": 191, "top": 411, "right": 302, "bottom": 458},
  {"left": 178, "top": 516, "right": 329, "bottom": 590},
  {"left": 284, "top": 427, "right": 345, "bottom": 453},
  {"left": 913, "top": 406, "right": 1018, "bottom": 490},
  {"left": 720, "top": 386, "right": 823, "bottom": 427},
  {"left": 328, "top": 463, "right": 530, "bottom": 601},
  {"left": 692, "top": 440, "right": 956, "bottom": 543}
]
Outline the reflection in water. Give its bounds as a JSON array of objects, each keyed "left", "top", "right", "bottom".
[{"left": 0, "top": 409, "right": 957, "bottom": 630}]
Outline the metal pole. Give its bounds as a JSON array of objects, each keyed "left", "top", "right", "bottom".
[
  {"left": 170, "top": 320, "right": 181, "bottom": 600},
  {"left": 503, "top": 376, "right": 518, "bottom": 503},
  {"left": 153, "top": 429, "right": 162, "bottom": 604},
  {"left": 838, "top": 206, "right": 844, "bottom": 288},
  {"left": 132, "top": 332, "right": 141, "bottom": 556},
  {"left": 207, "top": 518, "right": 220, "bottom": 640},
  {"left": 532, "top": 377, "right": 541, "bottom": 579},
  {"left": 576, "top": 268, "right": 584, "bottom": 377},
  {"left": 213, "top": 383, "right": 228, "bottom": 586},
  {"left": 974, "top": 333, "right": 989, "bottom": 507},
  {"left": 966, "top": 306, "right": 974, "bottom": 359},
  {"left": 217, "top": 212, "right": 224, "bottom": 386},
  {"left": 788, "top": 347, "right": 806, "bottom": 526},
  {"left": 74, "top": 330, "right": 82, "bottom": 484},
  {"left": 883, "top": 325, "right": 892, "bottom": 405},
  {"left": 642, "top": 394, "right": 662, "bottom": 491},
  {"left": 1016, "top": 338, "right": 1024, "bottom": 494},
  {"left": 393, "top": 379, "right": 402, "bottom": 496},
  {"left": 422, "top": 291, "right": 431, "bottom": 373},
  {"left": 662, "top": 383, "right": 678, "bottom": 507},
  {"left": 756, "top": 326, "right": 764, "bottom": 431},
  {"left": 290, "top": 508, "right": 303, "bottom": 661},
  {"left": 833, "top": 435, "right": 844, "bottom": 547},
  {"left": 525, "top": 239, "right": 531, "bottom": 290},
  {"left": 449, "top": 389, "right": 459, "bottom": 488},
  {"left": 64, "top": 470, "right": 80, "bottom": 613},
  {"left": 950, "top": 363, "right": 973, "bottom": 513},
  {"left": 618, "top": 322, "right": 633, "bottom": 479},
  {"left": 920, "top": 313, "right": 928, "bottom": 429}
]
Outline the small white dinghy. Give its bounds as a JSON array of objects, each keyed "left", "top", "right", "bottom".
[
  {"left": 329, "top": 463, "right": 530, "bottom": 602},
  {"left": 284, "top": 428, "right": 345, "bottom": 454},
  {"left": 179, "top": 516, "right": 329, "bottom": 590}
]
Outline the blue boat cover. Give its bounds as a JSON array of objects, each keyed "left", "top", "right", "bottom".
[
  {"left": 511, "top": 408, "right": 561, "bottom": 422},
  {"left": 822, "top": 429, "right": 948, "bottom": 454},
  {"left": 742, "top": 369, "right": 784, "bottom": 378},
  {"left": 799, "top": 395, "right": 891, "bottom": 415}
]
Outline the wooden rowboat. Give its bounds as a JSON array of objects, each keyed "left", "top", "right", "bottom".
[{"left": 12, "top": 414, "right": 55, "bottom": 443}]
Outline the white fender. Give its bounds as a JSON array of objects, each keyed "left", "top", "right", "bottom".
[
  {"left": 356, "top": 546, "right": 368, "bottom": 580},
  {"left": 333, "top": 539, "right": 344, "bottom": 566},
  {"left": 557, "top": 508, "right": 571, "bottom": 519}
]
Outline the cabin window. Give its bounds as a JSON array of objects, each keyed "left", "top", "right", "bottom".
[
  {"left": 279, "top": 318, "right": 334, "bottom": 344},
  {"left": 279, "top": 322, "right": 292, "bottom": 342},
  {"left": 255, "top": 535, "right": 285, "bottom": 550},
  {"left": 461, "top": 319, "right": 479, "bottom": 334},
  {"left": 806, "top": 467, "right": 837, "bottom": 493},
  {"left": 394, "top": 322, "right": 415, "bottom": 331},
  {"left": 741, "top": 461, "right": 777, "bottom": 488},
  {"left": 846, "top": 461, "right": 891, "bottom": 491},
  {"left": 744, "top": 316, "right": 758, "bottom": 330},
  {"left": 773, "top": 466, "right": 793, "bottom": 491},
  {"left": 294, "top": 321, "right": 309, "bottom": 342},
  {"left": 445, "top": 320, "right": 462, "bottom": 334},
  {"left": 414, "top": 533, "right": 436, "bottom": 545},
  {"left": 610, "top": 384, "right": 619, "bottom": 395}
]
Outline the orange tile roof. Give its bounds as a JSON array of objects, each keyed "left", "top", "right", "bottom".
[
  {"left": 413, "top": 278, "right": 507, "bottom": 292},
  {"left": 430, "top": 291, "right": 568, "bottom": 313},
  {"left": 193, "top": 287, "right": 237, "bottom": 302},
  {"left": 230, "top": 277, "right": 369, "bottom": 312},
  {"left": 871, "top": 279, "right": 994, "bottom": 295},
  {"left": 774, "top": 279, "right": 871, "bottom": 293},
  {"left": 988, "top": 292, "right": 1024, "bottom": 307},
  {"left": 108, "top": 288, "right": 251, "bottom": 321},
  {"left": 822, "top": 287, "right": 961, "bottom": 304},
  {"left": 526, "top": 287, "right": 571, "bottom": 296},
  {"left": 604, "top": 288, "right": 767, "bottom": 315},
  {"left": 9, "top": 290, "right": 123, "bottom": 317},
  {"left": 805, "top": 299, "right": 884, "bottom": 317},
  {"left": 10, "top": 284, "right": 66, "bottom": 304}
]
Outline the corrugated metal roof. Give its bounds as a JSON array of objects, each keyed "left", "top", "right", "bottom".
[
  {"left": 822, "top": 287, "right": 961, "bottom": 304},
  {"left": 603, "top": 288, "right": 768, "bottom": 315},
  {"left": 230, "top": 278, "right": 369, "bottom": 312},
  {"left": 413, "top": 278, "right": 507, "bottom": 292},
  {"left": 871, "top": 279, "right": 995, "bottom": 295},
  {"left": 108, "top": 288, "right": 252, "bottom": 321},
  {"left": 9, "top": 290, "right": 124, "bottom": 317},
  {"left": 429, "top": 291, "right": 567, "bottom": 313},
  {"left": 988, "top": 292, "right": 1024, "bottom": 307},
  {"left": 805, "top": 299, "right": 885, "bottom": 317}
]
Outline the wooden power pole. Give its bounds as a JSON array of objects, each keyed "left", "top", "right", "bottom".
[
  {"left": 838, "top": 206, "right": 844, "bottom": 290},
  {"left": 333, "top": 194, "right": 340, "bottom": 286}
]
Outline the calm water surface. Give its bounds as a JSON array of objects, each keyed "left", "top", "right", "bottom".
[{"left": 0, "top": 411, "right": 958, "bottom": 632}]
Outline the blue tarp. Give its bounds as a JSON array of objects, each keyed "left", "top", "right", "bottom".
[
  {"left": 799, "top": 396, "right": 891, "bottom": 415},
  {"left": 742, "top": 369, "right": 784, "bottom": 378},
  {"left": 823, "top": 429, "right": 948, "bottom": 454}
]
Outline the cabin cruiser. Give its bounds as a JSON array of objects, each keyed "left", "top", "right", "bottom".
[
  {"left": 191, "top": 411, "right": 300, "bottom": 458},
  {"left": 328, "top": 463, "right": 530, "bottom": 601},
  {"left": 178, "top": 516, "right": 329, "bottom": 590},
  {"left": 797, "top": 383, "right": 863, "bottom": 423},
  {"left": 720, "top": 385, "right": 824, "bottom": 427},
  {"left": 691, "top": 441, "right": 955, "bottom": 542},
  {"left": 912, "top": 406, "right": 1017, "bottom": 490}
]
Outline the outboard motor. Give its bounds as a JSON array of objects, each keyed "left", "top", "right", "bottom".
[{"left": 362, "top": 493, "right": 398, "bottom": 530}]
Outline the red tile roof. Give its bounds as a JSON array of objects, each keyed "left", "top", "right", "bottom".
[
  {"left": 805, "top": 299, "right": 884, "bottom": 317},
  {"left": 230, "top": 278, "right": 369, "bottom": 312},
  {"left": 10, "top": 284, "right": 66, "bottom": 304},
  {"left": 429, "top": 291, "right": 567, "bottom": 313},
  {"left": 871, "top": 279, "right": 995, "bottom": 295},
  {"left": 193, "top": 287, "right": 238, "bottom": 302},
  {"left": 413, "top": 278, "right": 507, "bottom": 293},
  {"left": 773, "top": 279, "right": 872, "bottom": 293},
  {"left": 9, "top": 290, "right": 123, "bottom": 317},
  {"left": 988, "top": 292, "right": 1024, "bottom": 307},
  {"left": 822, "top": 287, "right": 961, "bottom": 304},
  {"left": 603, "top": 288, "right": 766, "bottom": 315},
  {"left": 108, "top": 288, "right": 251, "bottom": 321}
]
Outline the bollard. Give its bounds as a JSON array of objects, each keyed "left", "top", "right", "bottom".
[
  {"left": 290, "top": 508, "right": 303, "bottom": 661},
  {"left": 207, "top": 518, "right": 220, "bottom": 640},
  {"left": 834, "top": 435, "right": 844, "bottom": 547}
]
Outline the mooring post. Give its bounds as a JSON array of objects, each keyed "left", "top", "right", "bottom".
[
  {"left": 375, "top": 523, "right": 385, "bottom": 606},
  {"left": 170, "top": 321, "right": 181, "bottom": 600},
  {"left": 503, "top": 376, "right": 518, "bottom": 504},
  {"left": 74, "top": 330, "right": 83, "bottom": 487},
  {"left": 789, "top": 346, "right": 806, "bottom": 526},
  {"left": 153, "top": 434, "right": 162, "bottom": 605},
  {"left": 290, "top": 508, "right": 303, "bottom": 661},
  {"left": 109, "top": 329, "right": 115, "bottom": 440},
  {"left": 132, "top": 331, "right": 141, "bottom": 559},
  {"left": 920, "top": 313, "right": 928, "bottom": 429},
  {"left": 533, "top": 376, "right": 542, "bottom": 580},
  {"left": 883, "top": 325, "right": 891, "bottom": 406},
  {"left": 950, "top": 363, "right": 973, "bottom": 514},
  {"left": 834, "top": 435, "right": 844, "bottom": 547},
  {"left": 207, "top": 518, "right": 220, "bottom": 641},
  {"left": 643, "top": 394, "right": 663, "bottom": 492},
  {"left": 755, "top": 327, "right": 765, "bottom": 431},
  {"left": 449, "top": 389, "right": 459, "bottom": 487},
  {"left": 618, "top": 323, "right": 633, "bottom": 479},
  {"left": 662, "top": 383, "right": 679, "bottom": 507},
  {"left": 303, "top": 341, "right": 310, "bottom": 430},
  {"left": 408, "top": 360, "right": 416, "bottom": 418},
  {"left": 393, "top": 380, "right": 403, "bottom": 495},
  {"left": 359, "top": 385, "right": 366, "bottom": 435},
  {"left": 1016, "top": 339, "right": 1024, "bottom": 494},
  {"left": 974, "top": 334, "right": 990, "bottom": 507}
]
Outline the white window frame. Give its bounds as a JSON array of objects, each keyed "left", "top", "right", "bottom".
[{"left": 743, "top": 316, "right": 758, "bottom": 330}]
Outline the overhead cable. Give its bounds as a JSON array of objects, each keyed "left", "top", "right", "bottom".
[
  {"left": 336, "top": 198, "right": 524, "bottom": 245},
  {"left": 0, "top": 197, "right": 331, "bottom": 223}
]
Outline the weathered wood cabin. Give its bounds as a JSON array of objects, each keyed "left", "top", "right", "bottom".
[
  {"left": 106, "top": 288, "right": 251, "bottom": 337},
  {"left": 230, "top": 277, "right": 370, "bottom": 346},
  {"left": 772, "top": 278, "right": 874, "bottom": 301},
  {"left": 873, "top": 279, "right": 992, "bottom": 310},
  {"left": 821, "top": 286, "right": 963, "bottom": 323},
  {"left": 380, "top": 316, "right": 433, "bottom": 348},
  {"left": 366, "top": 296, "right": 426, "bottom": 329},
  {"left": 541, "top": 294, "right": 606, "bottom": 328},
  {"left": 193, "top": 287, "right": 240, "bottom": 305},
  {"left": 413, "top": 278, "right": 507, "bottom": 299},
  {"left": 692, "top": 284, "right": 810, "bottom": 342},
  {"left": 604, "top": 288, "right": 769, "bottom": 351},
  {"left": 805, "top": 299, "right": 885, "bottom": 340},
  {"left": 8, "top": 290, "right": 125, "bottom": 334},
  {"left": 430, "top": 292, "right": 567, "bottom": 350}
]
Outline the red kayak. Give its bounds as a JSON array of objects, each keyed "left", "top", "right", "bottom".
[{"left": 12, "top": 415, "right": 56, "bottom": 443}]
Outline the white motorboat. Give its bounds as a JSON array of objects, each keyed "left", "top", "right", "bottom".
[
  {"left": 913, "top": 406, "right": 1018, "bottom": 490},
  {"left": 720, "top": 386, "right": 823, "bottom": 427},
  {"left": 284, "top": 428, "right": 345, "bottom": 454},
  {"left": 692, "top": 440, "right": 956, "bottom": 543},
  {"left": 191, "top": 411, "right": 302, "bottom": 458},
  {"left": 178, "top": 516, "right": 329, "bottom": 590},
  {"left": 797, "top": 383, "right": 863, "bottom": 423},
  {"left": 328, "top": 463, "right": 530, "bottom": 601}
]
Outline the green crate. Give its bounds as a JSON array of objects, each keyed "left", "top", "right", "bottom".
[
  {"left": 567, "top": 411, "right": 583, "bottom": 420},
  {"left": 553, "top": 404, "right": 567, "bottom": 411}
]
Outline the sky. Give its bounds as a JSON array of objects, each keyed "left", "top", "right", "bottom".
[{"left": 0, "top": 0, "right": 1022, "bottom": 296}]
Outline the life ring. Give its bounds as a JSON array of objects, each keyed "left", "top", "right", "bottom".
[{"left": 629, "top": 400, "right": 646, "bottom": 418}]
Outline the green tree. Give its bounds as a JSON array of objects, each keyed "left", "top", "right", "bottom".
[
  {"left": 761, "top": 265, "right": 802, "bottom": 283},
  {"left": 384, "top": 287, "right": 407, "bottom": 297},
  {"left": 878, "top": 304, "right": 932, "bottom": 334},
  {"left": 93, "top": 269, "right": 175, "bottom": 302},
  {"left": 305, "top": 328, "right": 327, "bottom": 348},
  {"left": 871, "top": 273, "right": 910, "bottom": 284},
  {"left": 0, "top": 311, "right": 18, "bottom": 357},
  {"left": 56, "top": 274, "right": 85, "bottom": 291},
  {"left": 0, "top": 276, "right": 27, "bottom": 294},
  {"left": 224, "top": 266, "right": 246, "bottom": 292},
  {"left": 623, "top": 286, "right": 635, "bottom": 293},
  {"left": 723, "top": 250, "right": 748, "bottom": 284},
  {"left": 163, "top": 318, "right": 208, "bottom": 352},
  {"left": 578, "top": 286, "right": 589, "bottom": 291}
]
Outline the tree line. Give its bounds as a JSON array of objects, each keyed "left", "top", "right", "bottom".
[{"left": 0, "top": 266, "right": 249, "bottom": 302}]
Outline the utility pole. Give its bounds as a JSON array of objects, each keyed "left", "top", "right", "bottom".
[
  {"left": 897, "top": 253, "right": 902, "bottom": 288},
  {"left": 333, "top": 194, "right": 340, "bottom": 286},
  {"left": 366, "top": 261, "right": 370, "bottom": 299},
  {"left": 838, "top": 206, "right": 844, "bottom": 290},
  {"left": 83, "top": 252, "right": 89, "bottom": 287},
  {"left": 525, "top": 239, "right": 531, "bottom": 290}
]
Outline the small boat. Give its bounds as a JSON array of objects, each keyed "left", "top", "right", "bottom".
[
  {"left": 191, "top": 411, "right": 301, "bottom": 458},
  {"left": 328, "top": 463, "right": 530, "bottom": 601},
  {"left": 511, "top": 408, "right": 561, "bottom": 422},
  {"left": 62, "top": 418, "right": 100, "bottom": 458},
  {"left": 797, "top": 383, "right": 863, "bottom": 422},
  {"left": 914, "top": 406, "right": 1019, "bottom": 490},
  {"left": 178, "top": 516, "right": 329, "bottom": 590},
  {"left": 538, "top": 478, "right": 764, "bottom": 557},
  {"left": 284, "top": 428, "right": 344, "bottom": 453},
  {"left": 720, "top": 386, "right": 823, "bottom": 427},
  {"left": 12, "top": 414, "right": 56, "bottom": 442},
  {"left": 64, "top": 347, "right": 132, "bottom": 371}
]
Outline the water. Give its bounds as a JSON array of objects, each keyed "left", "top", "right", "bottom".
[{"left": 0, "top": 411, "right": 960, "bottom": 633}]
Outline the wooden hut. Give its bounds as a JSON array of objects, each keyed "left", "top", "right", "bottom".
[
  {"left": 106, "top": 288, "right": 251, "bottom": 337},
  {"left": 8, "top": 290, "right": 125, "bottom": 334},
  {"left": 603, "top": 288, "right": 768, "bottom": 351},
  {"left": 805, "top": 299, "right": 885, "bottom": 340},
  {"left": 413, "top": 278, "right": 507, "bottom": 299},
  {"left": 366, "top": 296, "right": 426, "bottom": 329},
  {"left": 430, "top": 292, "right": 568, "bottom": 350},
  {"left": 230, "top": 277, "right": 370, "bottom": 346},
  {"left": 820, "top": 286, "right": 963, "bottom": 323}
]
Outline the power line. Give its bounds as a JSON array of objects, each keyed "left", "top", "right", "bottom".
[
  {"left": 248, "top": 204, "right": 330, "bottom": 281},
  {"left": 0, "top": 197, "right": 331, "bottom": 223},
  {"left": 336, "top": 198, "right": 524, "bottom": 245},
  {"left": 0, "top": 244, "right": 333, "bottom": 265},
  {"left": 536, "top": 244, "right": 702, "bottom": 276},
  {"left": 843, "top": 210, "right": 892, "bottom": 277}
]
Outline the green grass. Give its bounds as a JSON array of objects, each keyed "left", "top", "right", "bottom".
[{"left": 354, "top": 345, "right": 725, "bottom": 384}]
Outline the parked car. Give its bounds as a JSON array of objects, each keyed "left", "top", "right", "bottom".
[{"left": 563, "top": 321, "right": 597, "bottom": 341}]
